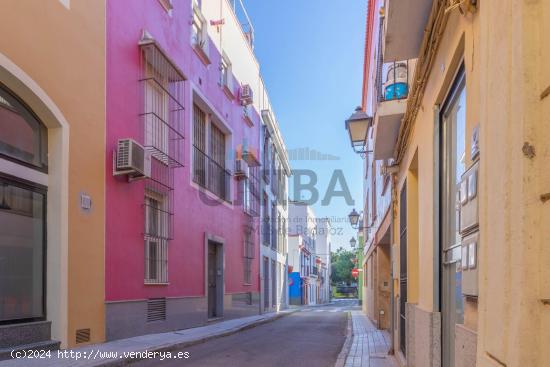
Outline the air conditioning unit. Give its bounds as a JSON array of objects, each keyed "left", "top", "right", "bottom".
[
  {"left": 239, "top": 84, "right": 253, "bottom": 106},
  {"left": 113, "top": 138, "right": 151, "bottom": 179},
  {"left": 234, "top": 158, "right": 249, "bottom": 179}
]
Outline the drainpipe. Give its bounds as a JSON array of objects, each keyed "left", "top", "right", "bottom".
[{"left": 388, "top": 172, "right": 396, "bottom": 355}]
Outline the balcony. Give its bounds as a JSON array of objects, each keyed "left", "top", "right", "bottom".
[
  {"left": 373, "top": 60, "right": 415, "bottom": 160},
  {"left": 383, "top": 0, "right": 432, "bottom": 62}
]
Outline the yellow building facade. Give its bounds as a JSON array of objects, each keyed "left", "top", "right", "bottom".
[
  {"left": 0, "top": 0, "right": 105, "bottom": 351},
  {"left": 349, "top": 0, "right": 550, "bottom": 366}
]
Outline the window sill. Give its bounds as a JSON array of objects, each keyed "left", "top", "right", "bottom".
[
  {"left": 243, "top": 283, "right": 252, "bottom": 286},
  {"left": 192, "top": 44, "right": 211, "bottom": 66},
  {"left": 144, "top": 282, "right": 170, "bottom": 286},
  {"left": 219, "top": 83, "right": 235, "bottom": 101}
]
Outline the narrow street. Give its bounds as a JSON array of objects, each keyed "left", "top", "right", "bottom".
[{"left": 136, "top": 299, "right": 357, "bottom": 367}]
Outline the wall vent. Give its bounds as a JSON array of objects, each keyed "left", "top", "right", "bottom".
[
  {"left": 147, "top": 298, "right": 167, "bottom": 322},
  {"left": 75, "top": 328, "right": 91, "bottom": 344}
]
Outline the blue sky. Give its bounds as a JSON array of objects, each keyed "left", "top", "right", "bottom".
[{"left": 246, "top": 1, "right": 367, "bottom": 251}]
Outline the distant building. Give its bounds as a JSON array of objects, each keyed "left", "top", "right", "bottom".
[
  {"left": 288, "top": 202, "right": 330, "bottom": 305},
  {"left": 315, "top": 218, "right": 332, "bottom": 304}
]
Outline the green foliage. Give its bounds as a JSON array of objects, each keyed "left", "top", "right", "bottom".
[{"left": 330, "top": 247, "right": 356, "bottom": 285}]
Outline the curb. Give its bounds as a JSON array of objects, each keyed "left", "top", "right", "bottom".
[{"left": 334, "top": 311, "right": 353, "bottom": 367}]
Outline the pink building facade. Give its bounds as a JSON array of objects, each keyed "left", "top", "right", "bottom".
[{"left": 105, "top": 0, "right": 269, "bottom": 340}]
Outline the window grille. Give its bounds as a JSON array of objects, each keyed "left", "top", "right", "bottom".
[
  {"left": 271, "top": 203, "right": 277, "bottom": 251},
  {"left": 243, "top": 225, "right": 254, "bottom": 284},
  {"left": 193, "top": 104, "right": 207, "bottom": 187},
  {"left": 144, "top": 193, "right": 169, "bottom": 283},
  {"left": 262, "top": 128, "right": 270, "bottom": 183},
  {"left": 242, "top": 165, "right": 260, "bottom": 216},
  {"left": 139, "top": 41, "right": 185, "bottom": 168},
  {"left": 138, "top": 40, "right": 184, "bottom": 285},
  {"left": 270, "top": 151, "right": 277, "bottom": 195},
  {"left": 262, "top": 193, "right": 270, "bottom": 246},
  {"left": 192, "top": 104, "right": 231, "bottom": 201}
]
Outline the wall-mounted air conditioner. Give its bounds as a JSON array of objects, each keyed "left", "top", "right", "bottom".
[
  {"left": 113, "top": 138, "right": 152, "bottom": 179},
  {"left": 239, "top": 84, "right": 253, "bottom": 106},
  {"left": 234, "top": 158, "right": 249, "bottom": 179}
]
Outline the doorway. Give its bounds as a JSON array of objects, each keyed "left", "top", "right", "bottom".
[
  {"left": 271, "top": 260, "right": 276, "bottom": 308},
  {"left": 440, "top": 68, "right": 466, "bottom": 367},
  {"left": 207, "top": 240, "right": 223, "bottom": 319},
  {"left": 263, "top": 257, "right": 269, "bottom": 309}
]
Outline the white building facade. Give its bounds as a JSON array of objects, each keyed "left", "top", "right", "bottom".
[
  {"left": 288, "top": 202, "right": 328, "bottom": 305},
  {"left": 315, "top": 218, "right": 332, "bottom": 304},
  {"left": 259, "top": 109, "right": 290, "bottom": 313}
]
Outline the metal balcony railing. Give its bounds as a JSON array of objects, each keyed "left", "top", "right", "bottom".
[
  {"left": 192, "top": 145, "right": 231, "bottom": 201},
  {"left": 377, "top": 60, "right": 410, "bottom": 103}
]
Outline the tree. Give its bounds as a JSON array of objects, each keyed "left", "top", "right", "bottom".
[{"left": 331, "top": 247, "right": 355, "bottom": 285}]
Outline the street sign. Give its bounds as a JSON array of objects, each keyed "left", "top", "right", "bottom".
[{"left": 351, "top": 268, "right": 359, "bottom": 278}]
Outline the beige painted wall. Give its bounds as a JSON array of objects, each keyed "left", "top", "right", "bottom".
[
  {"left": 0, "top": 0, "right": 105, "bottom": 347},
  {"left": 477, "top": 0, "right": 550, "bottom": 366},
  {"left": 392, "top": 1, "right": 550, "bottom": 365}
]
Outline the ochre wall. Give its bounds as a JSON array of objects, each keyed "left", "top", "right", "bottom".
[
  {"left": 392, "top": 6, "right": 481, "bottom": 357},
  {"left": 0, "top": 0, "right": 105, "bottom": 347}
]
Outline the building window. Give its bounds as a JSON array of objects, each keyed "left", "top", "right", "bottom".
[
  {"left": 144, "top": 193, "right": 169, "bottom": 284},
  {"left": 192, "top": 104, "right": 230, "bottom": 201},
  {"left": 271, "top": 203, "right": 277, "bottom": 251},
  {"left": 191, "top": 0, "right": 209, "bottom": 57},
  {"left": 262, "top": 193, "right": 270, "bottom": 246},
  {"left": 244, "top": 165, "right": 260, "bottom": 216},
  {"left": 140, "top": 40, "right": 185, "bottom": 168},
  {"left": 243, "top": 226, "right": 254, "bottom": 284},
  {"left": 0, "top": 86, "right": 47, "bottom": 170},
  {"left": 144, "top": 63, "right": 169, "bottom": 162},
  {"left": 193, "top": 104, "right": 207, "bottom": 187},
  {"left": 0, "top": 179, "right": 46, "bottom": 322},
  {"left": 262, "top": 128, "right": 270, "bottom": 183},
  {"left": 220, "top": 53, "right": 233, "bottom": 96}
]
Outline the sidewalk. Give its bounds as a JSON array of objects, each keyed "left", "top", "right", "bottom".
[
  {"left": 0, "top": 309, "right": 297, "bottom": 367},
  {"left": 337, "top": 310, "right": 398, "bottom": 367}
]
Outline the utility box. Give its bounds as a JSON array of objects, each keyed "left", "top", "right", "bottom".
[
  {"left": 461, "top": 231, "right": 479, "bottom": 296},
  {"left": 459, "top": 161, "right": 479, "bottom": 235}
]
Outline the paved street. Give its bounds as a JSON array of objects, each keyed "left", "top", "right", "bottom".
[{"left": 136, "top": 299, "right": 357, "bottom": 367}]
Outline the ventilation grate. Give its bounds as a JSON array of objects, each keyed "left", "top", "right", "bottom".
[
  {"left": 75, "top": 328, "right": 91, "bottom": 344},
  {"left": 147, "top": 298, "right": 167, "bottom": 322}
]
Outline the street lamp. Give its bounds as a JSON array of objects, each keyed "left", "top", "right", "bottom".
[
  {"left": 348, "top": 208, "right": 361, "bottom": 229},
  {"left": 350, "top": 236, "right": 357, "bottom": 248},
  {"left": 344, "top": 106, "right": 373, "bottom": 157}
]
